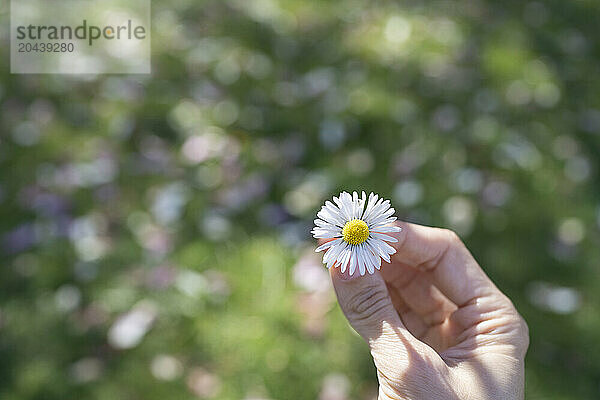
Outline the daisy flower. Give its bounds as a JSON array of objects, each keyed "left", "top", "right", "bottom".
[{"left": 312, "top": 191, "right": 401, "bottom": 276}]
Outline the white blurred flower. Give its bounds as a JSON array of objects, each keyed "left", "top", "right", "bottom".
[
  {"left": 187, "top": 367, "right": 221, "bottom": 398},
  {"left": 213, "top": 100, "right": 239, "bottom": 126},
  {"left": 55, "top": 284, "right": 81, "bottom": 312},
  {"left": 527, "top": 282, "right": 581, "bottom": 314},
  {"left": 534, "top": 82, "right": 561, "bottom": 108},
  {"left": 150, "top": 182, "right": 189, "bottom": 225},
  {"left": 108, "top": 301, "right": 157, "bottom": 349},
  {"left": 284, "top": 174, "right": 331, "bottom": 217},
  {"left": 151, "top": 354, "right": 183, "bottom": 381},
  {"left": 69, "top": 214, "right": 110, "bottom": 262},
  {"left": 506, "top": 80, "right": 531, "bottom": 106},
  {"left": 346, "top": 149, "right": 374, "bottom": 177},
  {"left": 319, "top": 373, "right": 350, "bottom": 400},
  {"left": 70, "top": 357, "right": 103, "bottom": 384},
  {"left": 393, "top": 180, "right": 423, "bottom": 207},
  {"left": 293, "top": 250, "right": 331, "bottom": 293},
  {"left": 557, "top": 218, "right": 585, "bottom": 245},
  {"left": 201, "top": 213, "right": 232, "bottom": 241},
  {"left": 181, "top": 128, "right": 231, "bottom": 164},
  {"left": 482, "top": 181, "right": 512, "bottom": 207},
  {"left": 319, "top": 118, "right": 346, "bottom": 150},
  {"left": 175, "top": 269, "right": 208, "bottom": 298},
  {"left": 384, "top": 16, "right": 411, "bottom": 44},
  {"left": 443, "top": 196, "right": 476, "bottom": 235},
  {"left": 564, "top": 156, "right": 591, "bottom": 183},
  {"left": 452, "top": 168, "right": 483, "bottom": 194}
]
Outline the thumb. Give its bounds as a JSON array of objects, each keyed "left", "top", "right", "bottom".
[{"left": 330, "top": 267, "right": 426, "bottom": 375}]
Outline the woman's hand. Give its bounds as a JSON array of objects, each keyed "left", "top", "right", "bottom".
[{"left": 327, "top": 222, "right": 529, "bottom": 400}]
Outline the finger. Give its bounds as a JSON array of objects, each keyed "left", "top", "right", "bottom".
[
  {"left": 386, "top": 283, "right": 427, "bottom": 336},
  {"left": 385, "top": 280, "right": 411, "bottom": 315},
  {"left": 387, "top": 283, "right": 459, "bottom": 352},
  {"left": 385, "top": 265, "right": 457, "bottom": 326},
  {"left": 330, "top": 266, "right": 436, "bottom": 374},
  {"left": 387, "top": 222, "right": 502, "bottom": 308},
  {"left": 400, "top": 308, "right": 456, "bottom": 351},
  {"left": 321, "top": 233, "right": 457, "bottom": 331},
  {"left": 330, "top": 266, "right": 410, "bottom": 346}
]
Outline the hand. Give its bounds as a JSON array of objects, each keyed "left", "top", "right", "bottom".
[{"left": 325, "top": 222, "right": 529, "bottom": 400}]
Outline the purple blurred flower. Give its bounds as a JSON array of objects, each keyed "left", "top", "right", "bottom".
[{"left": 3, "top": 223, "right": 37, "bottom": 254}]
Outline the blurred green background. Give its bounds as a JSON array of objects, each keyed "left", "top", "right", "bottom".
[{"left": 1, "top": 0, "right": 600, "bottom": 399}]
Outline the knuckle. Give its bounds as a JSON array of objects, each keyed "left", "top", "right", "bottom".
[
  {"left": 441, "top": 228, "right": 461, "bottom": 245},
  {"left": 344, "top": 284, "right": 390, "bottom": 322},
  {"left": 502, "top": 303, "right": 530, "bottom": 355},
  {"left": 423, "top": 306, "right": 450, "bottom": 326},
  {"left": 421, "top": 228, "right": 462, "bottom": 270},
  {"left": 516, "top": 314, "right": 530, "bottom": 351}
]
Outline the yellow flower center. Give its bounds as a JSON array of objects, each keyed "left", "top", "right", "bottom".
[{"left": 342, "top": 219, "right": 370, "bottom": 245}]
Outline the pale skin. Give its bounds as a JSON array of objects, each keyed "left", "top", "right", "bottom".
[{"left": 321, "top": 221, "right": 529, "bottom": 400}]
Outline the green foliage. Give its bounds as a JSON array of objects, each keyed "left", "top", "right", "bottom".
[{"left": 1, "top": 0, "right": 600, "bottom": 399}]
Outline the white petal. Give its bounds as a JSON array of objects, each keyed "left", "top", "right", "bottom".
[
  {"left": 377, "top": 238, "right": 397, "bottom": 255},
  {"left": 337, "top": 245, "right": 348, "bottom": 270},
  {"left": 368, "top": 239, "right": 392, "bottom": 263},
  {"left": 311, "top": 228, "right": 341, "bottom": 239},
  {"left": 358, "top": 252, "right": 366, "bottom": 276},
  {"left": 340, "top": 246, "right": 352, "bottom": 273},
  {"left": 313, "top": 233, "right": 342, "bottom": 240},
  {"left": 350, "top": 191, "right": 365, "bottom": 220},
  {"left": 356, "top": 247, "right": 363, "bottom": 273},
  {"left": 323, "top": 201, "right": 341, "bottom": 215},
  {"left": 366, "top": 207, "right": 395, "bottom": 227},
  {"left": 311, "top": 226, "right": 340, "bottom": 235},
  {"left": 315, "top": 238, "right": 341, "bottom": 253},
  {"left": 359, "top": 245, "right": 374, "bottom": 275},
  {"left": 340, "top": 192, "right": 355, "bottom": 220},
  {"left": 333, "top": 193, "right": 351, "bottom": 221},
  {"left": 312, "top": 226, "right": 341, "bottom": 235},
  {"left": 359, "top": 191, "right": 367, "bottom": 219},
  {"left": 326, "top": 203, "right": 347, "bottom": 220},
  {"left": 371, "top": 217, "right": 397, "bottom": 229},
  {"left": 323, "top": 201, "right": 345, "bottom": 225},
  {"left": 314, "top": 221, "right": 341, "bottom": 234},
  {"left": 356, "top": 246, "right": 365, "bottom": 275},
  {"left": 326, "top": 242, "right": 346, "bottom": 269},
  {"left": 371, "top": 225, "right": 401, "bottom": 233},
  {"left": 339, "top": 249, "right": 348, "bottom": 274},
  {"left": 351, "top": 249, "right": 359, "bottom": 276},
  {"left": 373, "top": 249, "right": 382, "bottom": 270},
  {"left": 361, "top": 193, "right": 379, "bottom": 222},
  {"left": 318, "top": 207, "right": 346, "bottom": 227},
  {"left": 370, "top": 232, "right": 398, "bottom": 243},
  {"left": 324, "top": 241, "right": 343, "bottom": 263},
  {"left": 367, "top": 244, "right": 382, "bottom": 270},
  {"left": 365, "top": 250, "right": 375, "bottom": 274},
  {"left": 348, "top": 247, "right": 357, "bottom": 276},
  {"left": 314, "top": 219, "right": 338, "bottom": 229},
  {"left": 363, "top": 199, "right": 386, "bottom": 224},
  {"left": 368, "top": 213, "right": 395, "bottom": 228}
]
